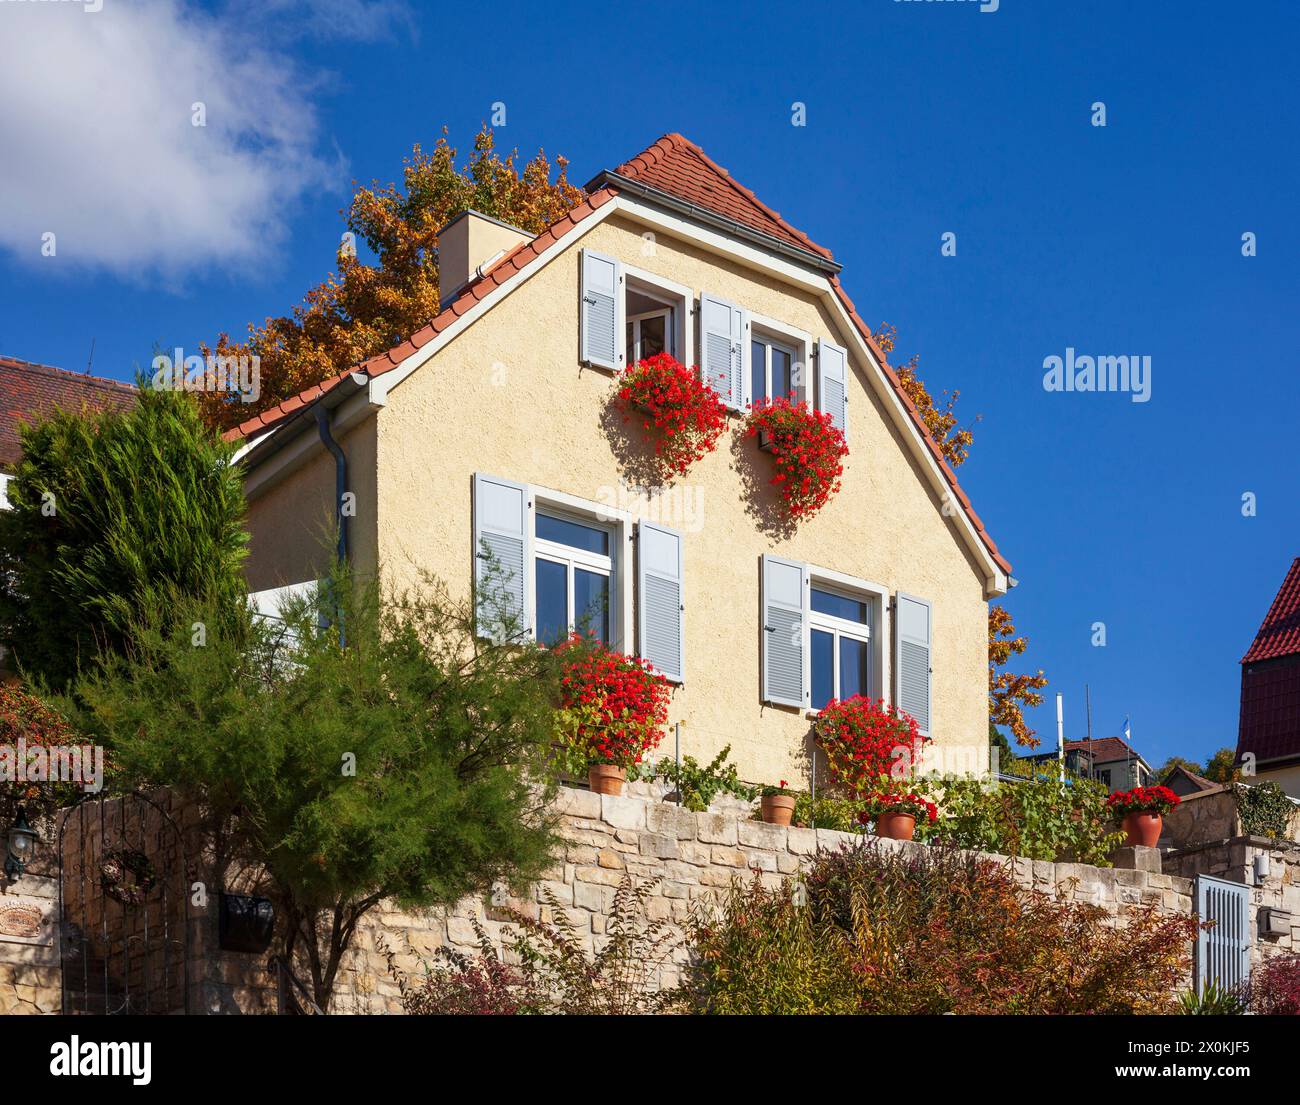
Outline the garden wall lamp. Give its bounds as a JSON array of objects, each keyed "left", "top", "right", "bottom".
[{"left": 4, "top": 808, "right": 37, "bottom": 879}]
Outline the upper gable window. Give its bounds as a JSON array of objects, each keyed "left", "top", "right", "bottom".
[
  {"left": 750, "top": 333, "right": 797, "bottom": 405},
  {"left": 626, "top": 284, "right": 676, "bottom": 363},
  {"left": 580, "top": 250, "right": 691, "bottom": 373}
]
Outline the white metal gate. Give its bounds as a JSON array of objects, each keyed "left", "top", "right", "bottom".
[{"left": 1195, "top": 874, "right": 1251, "bottom": 995}]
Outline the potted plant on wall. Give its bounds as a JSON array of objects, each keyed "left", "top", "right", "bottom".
[
  {"left": 1106, "top": 785, "right": 1179, "bottom": 848},
  {"left": 859, "top": 791, "right": 938, "bottom": 842},
  {"left": 759, "top": 780, "right": 798, "bottom": 826},
  {"left": 553, "top": 634, "right": 671, "bottom": 796},
  {"left": 612, "top": 353, "right": 728, "bottom": 483},
  {"left": 742, "top": 397, "right": 849, "bottom": 521}
]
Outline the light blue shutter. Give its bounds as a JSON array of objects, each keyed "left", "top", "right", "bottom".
[
  {"left": 473, "top": 473, "right": 532, "bottom": 641},
  {"left": 894, "top": 593, "right": 931, "bottom": 736},
  {"left": 817, "top": 339, "right": 848, "bottom": 437},
  {"left": 637, "top": 521, "right": 684, "bottom": 682},
  {"left": 763, "top": 555, "right": 808, "bottom": 708},
  {"left": 580, "top": 250, "right": 622, "bottom": 370},
  {"left": 700, "top": 292, "right": 748, "bottom": 409},
  {"left": 1196, "top": 876, "right": 1251, "bottom": 995}
]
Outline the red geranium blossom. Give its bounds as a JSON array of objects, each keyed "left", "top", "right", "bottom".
[
  {"left": 1106, "top": 785, "right": 1180, "bottom": 817},
  {"left": 744, "top": 397, "right": 848, "bottom": 521},
  {"left": 554, "top": 634, "right": 670, "bottom": 769},
  {"left": 813, "top": 696, "right": 927, "bottom": 798},
  {"left": 612, "top": 353, "right": 728, "bottom": 482}
]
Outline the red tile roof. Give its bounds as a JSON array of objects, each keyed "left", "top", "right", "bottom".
[
  {"left": 0, "top": 356, "right": 137, "bottom": 467},
  {"left": 608, "top": 133, "right": 833, "bottom": 260},
  {"left": 224, "top": 135, "right": 1010, "bottom": 577},
  {"left": 1237, "top": 559, "right": 1300, "bottom": 764},
  {"left": 1237, "top": 657, "right": 1300, "bottom": 764},
  {"left": 1242, "top": 558, "right": 1300, "bottom": 663},
  {"left": 1064, "top": 737, "right": 1149, "bottom": 767}
]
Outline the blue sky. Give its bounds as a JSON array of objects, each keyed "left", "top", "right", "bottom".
[{"left": 1, "top": 0, "right": 1296, "bottom": 769}]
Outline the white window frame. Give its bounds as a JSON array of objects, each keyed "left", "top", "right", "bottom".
[
  {"left": 0, "top": 473, "right": 11, "bottom": 511},
  {"left": 627, "top": 305, "right": 674, "bottom": 364},
  {"left": 623, "top": 264, "right": 692, "bottom": 369},
  {"left": 749, "top": 313, "right": 812, "bottom": 406},
  {"left": 534, "top": 507, "right": 616, "bottom": 645},
  {"left": 531, "top": 486, "right": 634, "bottom": 654},
  {"left": 803, "top": 567, "right": 889, "bottom": 716}
]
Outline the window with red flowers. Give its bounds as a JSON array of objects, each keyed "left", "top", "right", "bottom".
[{"left": 743, "top": 397, "right": 849, "bottom": 521}]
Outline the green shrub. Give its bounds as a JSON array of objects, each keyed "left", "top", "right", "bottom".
[
  {"left": 676, "top": 841, "right": 1198, "bottom": 1014},
  {"left": 929, "top": 772, "right": 1124, "bottom": 864},
  {"left": 1178, "top": 982, "right": 1247, "bottom": 1015},
  {"left": 631, "top": 744, "right": 756, "bottom": 812}
]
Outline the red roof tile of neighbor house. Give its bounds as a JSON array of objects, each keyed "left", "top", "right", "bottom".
[
  {"left": 0, "top": 355, "right": 137, "bottom": 467},
  {"left": 1064, "top": 737, "right": 1149, "bottom": 767},
  {"left": 223, "top": 135, "right": 1010, "bottom": 576},
  {"left": 1237, "top": 558, "right": 1300, "bottom": 764},
  {"left": 1242, "top": 558, "right": 1300, "bottom": 663}
]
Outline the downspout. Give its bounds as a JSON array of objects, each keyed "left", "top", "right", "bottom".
[
  {"left": 315, "top": 405, "right": 350, "bottom": 565},
  {"left": 315, "top": 405, "right": 349, "bottom": 645}
]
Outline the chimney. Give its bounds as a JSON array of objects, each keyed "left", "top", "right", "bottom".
[{"left": 437, "top": 210, "right": 532, "bottom": 306}]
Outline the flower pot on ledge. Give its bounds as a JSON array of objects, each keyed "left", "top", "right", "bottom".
[
  {"left": 760, "top": 794, "right": 796, "bottom": 826},
  {"left": 1121, "top": 810, "right": 1162, "bottom": 848},
  {"left": 588, "top": 763, "right": 626, "bottom": 797},
  {"left": 757, "top": 429, "right": 777, "bottom": 453},
  {"left": 875, "top": 812, "right": 917, "bottom": 841}
]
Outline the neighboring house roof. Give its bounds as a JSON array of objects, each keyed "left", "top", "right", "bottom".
[
  {"left": 1238, "top": 559, "right": 1300, "bottom": 765},
  {"left": 0, "top": 355, "right": 137, "bottom": 468},
  {"left": 223, "top": 134, "right": 1010, "bottom": 576},
  {"left": 1063, "top": 737, "right": 1151, "bottom": 771},
  {"left": 1242, "top": 558, "right": 1300, "bottom": 663},
  {"left": 1160, "top": 764, "right": 1221, "bottom": 795}
]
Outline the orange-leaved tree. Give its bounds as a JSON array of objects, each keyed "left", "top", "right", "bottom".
[
  {"left": 874, "top": 323, "right": 1047, "bottom": 747},
  {"left": 199, "top": 127, "right": 585, "bottom": 431}
]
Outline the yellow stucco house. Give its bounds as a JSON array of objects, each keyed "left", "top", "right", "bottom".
[{"left": 226, "top": 133, "right": 1012, "bottom": 785}]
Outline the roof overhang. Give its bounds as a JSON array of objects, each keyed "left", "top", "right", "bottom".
[{"left": 588, "top": 171, "right": 843, "bottom": 277}]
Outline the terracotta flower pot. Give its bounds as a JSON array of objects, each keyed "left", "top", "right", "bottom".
[
  {"left": 761, "top": 794, "right": 796, "bottom": 826},
  {"left": 588, "top": 764, "right": 626, "bottom": 797},
  {"left": 875, "top": 811, "right": 917, "bottom": 841},
  {"left": 1122, "top": 810, "right": 1162, "bottom": 848}
]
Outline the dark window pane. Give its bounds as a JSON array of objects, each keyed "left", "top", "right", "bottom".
[
  {"left": 839, "top": 636, "right": 870, "bottom": 701},
  {"left": 625, "top": 321, "right": 634, "bottom": 363},
  {"left": 574, "top": 568, "right": 610, "bottom": 644},
  {"left": 536, "top": 513, "right": 609, "bottom": 555},
  {"left": 641, "top": 314, "right": 667, "bottom": 358},
  {"left": 751, "top": 339, "right": 766, "bottom": 405},
  {"left": 811, "top": 587, "right": 868, "bottom": 624},
  {"left": 811, "top": 628, "right": 834, "bottom": 711},
  {"left": 535, "top": 558, "right": 568, "bottom": 645},
  {"left": 772, "top": 347, "right": 792, "bottom": 399}
]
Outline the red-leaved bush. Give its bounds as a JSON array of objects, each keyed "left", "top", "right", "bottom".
[
  {"left": 554, "top": 634, "right": 670, "bottom": 769},
  {"left": 612, "top": 354, "right": 728, "bottom": 482},
  {"left": 813, "top": 696, "right": 926, "bottom": 798},
  {"left": 0, "top": 684, "right": 87, "bottom": 827},
  {"left": 744, "top": 397, "right": 848, "bottom": 520},
  {"left": 1251, "top": 951, "right": 1300, "bottom": 1015}
]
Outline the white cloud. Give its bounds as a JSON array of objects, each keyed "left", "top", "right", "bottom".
[{"left": 0, "top": 0, "right": 360, "bottom": 281}]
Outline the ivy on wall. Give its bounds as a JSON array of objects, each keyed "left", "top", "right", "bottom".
[{"left": 1233, "top": 782, "right": 1296, "bottom": 840}]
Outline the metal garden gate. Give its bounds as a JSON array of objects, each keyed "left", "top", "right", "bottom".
[
  {"left": 1195, "top": 874, "right": 1251, "bottom": 995},
  {"left": 57, "top": 792, "right": 191, "bottom": 1014}
]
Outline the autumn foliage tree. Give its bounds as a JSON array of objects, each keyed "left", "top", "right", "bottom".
[
  {"left": 873, "top": 323, "right": 1047, "bottom": 747},
  {"left": 988, "top": 606, "right": 1049, "bottom": 748},
  {"left": 199, "top": 127, "right": 585, "bottom": 431}
]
